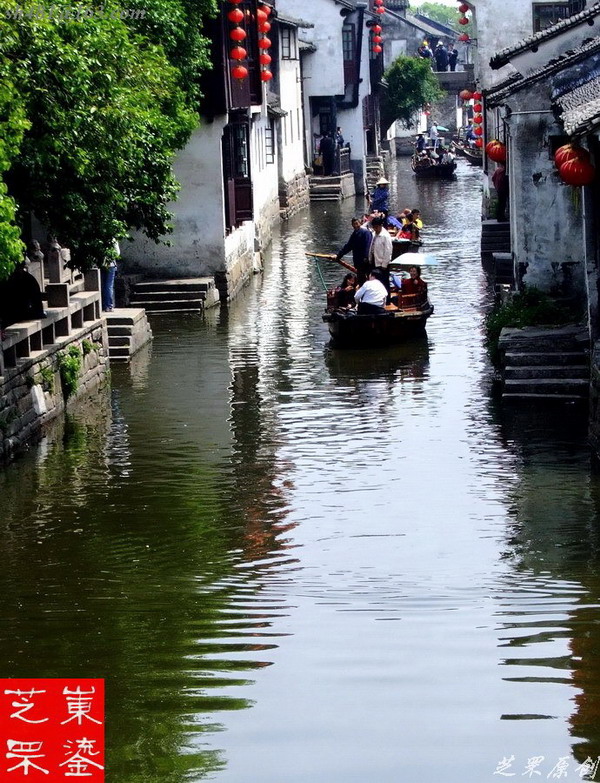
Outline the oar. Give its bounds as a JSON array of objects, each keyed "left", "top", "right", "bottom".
[{"left": 305, "top": 252, "right": 357, "bottom": 275}]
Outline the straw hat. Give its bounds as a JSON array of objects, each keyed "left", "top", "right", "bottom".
[{"left": 376, "top": 177, "right": 389, "bottom": 186}]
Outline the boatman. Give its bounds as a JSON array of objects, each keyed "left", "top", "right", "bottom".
[
  {"left": 370, "top": 177, "right": 390, "bottom": 214},
  {"left": 335, "top": 217, "right": 373, "bottom": 285},
  {"left": 368, "top": 217, "right": 393, "bottom": 302}
]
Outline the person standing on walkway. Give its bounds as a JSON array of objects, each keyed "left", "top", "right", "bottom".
[
  {"left": 434, "top": 43, "right": 448, "bottom": 72},
  {"left": 448, "top": 43, "right": 458, "bottom": 71},
  {"left": 369, "top": 217, "right": 393, "bottom": 302},
  {"left": 320, "top": 132, "right": 335, "bottom": 176},
  {"left": 336, "top": 218, "right": 373, "bottom": 286},
  {"left": 101, "top": 240, "right": 120, "bottom": 312},
  {"left": 492, "top": 164, "right": 509, "bottom": 222}
]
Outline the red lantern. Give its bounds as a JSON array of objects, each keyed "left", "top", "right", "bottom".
[
  {"left": 259, "top": 3, "right": 271, "bottom": 14},
  {"left": 472, "top": 91, "right": 482, "bottom": 100},
  {"left": 473, "top": 102, "right": 482, "bottom": 113},
  {"left": 227, "top": 7, "right": 243, "bottom": 23},
  {"left": 459, "top": 33, "right": 470, "bottom": 41},
  {"left": 258, "top": 36, "right": 271, "bottom": 49},
  {"left": 459, "top": 89, "right": 473, "bottom": 100},
  {"left": 373, "top": 24, "right": 382, "bottom": 33},
  {"left": 259, "top": 52, "right": 272, "bottom": 65},
  {"left": 474, "top": 126, "right": 483, "bottom": 136},
  {"left": 486, "top": 140, "right": 507, "bottom": 163},
  {"left": 473, "top": 114, "right": 483, "bottom": 124},
  {"left": 373, "top": 44, "right": 383, "bottom": 53},
  {"left": 458, "top": 2, "right": 469, "bottom": 11},
  {"left": 373, "top": 35, "right": 382, "bottom": 43},
  {"left": 257, "top": 8, "right": 267, "bottom": 22},
  {"left": 459, "top": 15, "right": 469, "bottom": 25},
  {"left": 559, "top": 158, "right": 596, "bottom": 186},
  {"left": 375, "top": 0, "right": 384, "bottom": 4},
  {"left": 475, "top": 138, "right": 483, "bottom": 148},
  {"left": 259, "top": 21, "right": 271, "bottom": 32},
  {"left": 230, "top": 46, "right": 247, "bottom": 60},
  {"left": 227, "top": 0, "right": 241, "bottom": 4},
  {"left": 230, "top": 26, "right": 246, "bottom": 41},
  {"left": 375, "top": 6, "right": 385, "bottom": 13},
  {"left": 554, "top": 144, "right": 590, "bottom": 168},
  {"left": 261, "top": 70, "right": 273, "bottom": 82},
  {"left": 232, "top": 65, "right": 248, "bottom": 79}
]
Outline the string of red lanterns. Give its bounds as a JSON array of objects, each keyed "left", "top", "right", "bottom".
[
  {"left": 228, "top": 0, "right": 248, "bottom": 80},
  {"left": 374, "top": 0, "right": 385, "bottom": 15},
  {"left": 371, "top": 22, "right": 383, "bottom": 54},
  {"left": 258, "top": 4, "right": 273, "bottom": 82},
  {"left": 457, "top": 1, "right": 470, "bottom": 42}
]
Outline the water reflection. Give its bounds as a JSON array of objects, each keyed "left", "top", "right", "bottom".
[{"left": 1, "top": 158, "right": 600, "bottom": 783}]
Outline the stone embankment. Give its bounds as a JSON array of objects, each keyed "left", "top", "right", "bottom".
[{"left": 0, "top": 269, "right": 109, "bottom": 462}]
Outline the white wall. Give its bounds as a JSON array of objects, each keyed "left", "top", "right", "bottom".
[
  {"left": 123, "top": 122, "right": 227, "bottom": 278},
  {"left": 278, "top": 49, "right": 306, "bottom": 182},
  {"left": 469, "top": 0, "right": 534, "bottom": 88}
]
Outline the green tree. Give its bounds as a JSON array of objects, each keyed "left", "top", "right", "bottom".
[
  {"left": 410, "top": 2, "right": 461, "bottom": 31},
  {"left": 0, "top": 17, "right": 29, "bottom": 279},
  {"left": 381, "top": 56, "right": 444, "bottom": 133},
  {"left": 0, "top": 0, "right": 217, "bottom": 273}
]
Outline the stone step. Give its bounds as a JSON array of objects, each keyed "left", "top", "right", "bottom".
[
  {"left": 310, "top": 195, "right": 342, "bottom": 202},
  {"left": 109, "top": 346, "right": 131, "bottom": 359},
  {"left": 504, "top": 351, "right": 588, "bottom": 367},
  {"left": 104, "top": 308, "right": 147, "bottom": 326},
  {"left": 505, "top": 365, "right": 589, "bottom": 380},
  {"left": 130, "top": 290, "right": 207, "bottom": 303},
  {"left": 135, "top": 299, "right": 204, "bottom": 312},
  {"left": 499, "top": 326, "right": 588, "bottom": 353},
  {"left": 504, "top": 378, "right": 589, "bottom": 396},
  {"left": 134, "top": 278, "right": 214, "bottom": 293},
  {"left": 108, "top": 335, "right": 132, "bottom": 347},
  {"left": 503, "top": 392, "right": 589, "bottom": 402}
]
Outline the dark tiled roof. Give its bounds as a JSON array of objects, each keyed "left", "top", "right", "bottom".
[
  {"left": 490, "top": 2, "right": 600, "bottom": 69},
  {"left": 486, "top": 35, "right": 600, "bottom": 106},
  {"left": 553, "top": 74, "right": 600, "bottom": 133}
]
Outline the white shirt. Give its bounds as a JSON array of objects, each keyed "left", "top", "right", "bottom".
[
  {"left": 354, "top": 279, "right": 387, "bottom": 307},
  {"left": 429, "top": 126, "right": 438, "bottom": 140},
  {"left": 369, "top": 227, "right": 393, "bottom": 268}
]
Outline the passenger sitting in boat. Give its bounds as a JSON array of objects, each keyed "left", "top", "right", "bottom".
[
  {"left": 440, "top": 148, "right": 455, "bottom": 165},
  {"left": 386, "top": 213, "right": 403, "bottom": 230},
  {"left": 335, "top": 273, "right": 358, "bottom": 308},
  {"left": 399, "top": 215, "right": 420, "bottom": 241},
  {"left": 401, "top": 265, "right": 428, "bottom": 304},
  {"left": 410, "top": 209, "right": 423, "bottom": 229},
  {"left": 354, "top": 271, "right": 387, "bottom": 315}
]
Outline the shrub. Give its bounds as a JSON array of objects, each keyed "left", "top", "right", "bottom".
[{"left": 57, "top": 346, "right": 82, "bottom": 399}]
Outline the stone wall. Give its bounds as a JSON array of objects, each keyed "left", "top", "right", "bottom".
[
  {"left": 0, "top": 324, "right": 109, "bottom": 463},
  {"left": 590, "top": 342, "right": 600, "bottom": 454},
  {"left": 279, "top": 171, "right": 310, "bottom": 220}
]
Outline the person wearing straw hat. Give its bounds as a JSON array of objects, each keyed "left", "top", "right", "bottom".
[{"left": 370, "top": 177, "right": 389, "bottom": 213}]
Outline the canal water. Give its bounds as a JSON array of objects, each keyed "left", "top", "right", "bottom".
[{"left": 2, "top": 158, "right": 600, "bottom": 783}]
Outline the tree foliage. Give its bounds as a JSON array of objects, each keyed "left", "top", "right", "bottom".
[
  {"left": 0, "top": 0, "right": 217, "bottom": 279},
  {"left": 410, "top": 2, "right": 461, "bottom": 32},
  {"left": 381, "top": 56, "right": 445, "bottom": 133}
]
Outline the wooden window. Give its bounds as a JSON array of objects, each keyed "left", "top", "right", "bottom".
[
  {"left": 265, "top": 121, "right": 275, "bottom": 164},
  {"left": 223, "top": 120, "right": 253, "bottom": 231},
  {"left": 532, "top": 2, "right": 582, "bottom": 31},
  {"left": 281, "top": 26, "right": 297, "bottom": 59},
  {"left": 342, "top": 23, "right": 357, "bottom": 84}
]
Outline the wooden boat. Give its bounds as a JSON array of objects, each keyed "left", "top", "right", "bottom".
[
  {"left": 411, "top": 154, "right": 457, "bottom": 180},
  {"left": 391, "top": 237, "right": 422, "bottom": 260},
  {"left": 308, "top": 252, "right": 433, "bottom": 348},
  {"left": 323, "top": 302, "right": 433, "bottom": 348},
  {"left": 452, "top": 141, "right": 482, "bottom": 166}
]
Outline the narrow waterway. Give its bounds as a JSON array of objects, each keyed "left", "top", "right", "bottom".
[{"left": 2, "top": 157, "right": 600, "bottom": 783}]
